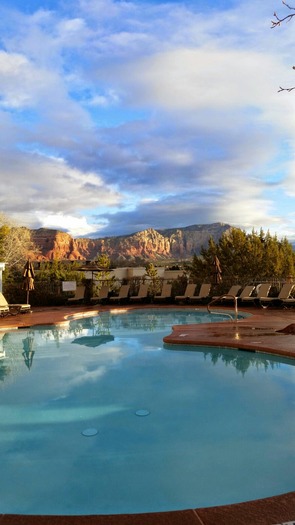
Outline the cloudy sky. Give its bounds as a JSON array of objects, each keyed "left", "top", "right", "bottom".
[{"left": 1, "top": 0, "right": 295, "bottom": 240}]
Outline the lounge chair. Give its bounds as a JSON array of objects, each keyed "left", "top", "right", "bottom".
[
  {"left": 130, "top": 283, "right": 149, "bottom": 302},
  {"left": 0, "top": 305, "right": 9, "bottom": 317},
  {"left": 236, "top": 285, "right": 255, "bottom": 302},
  {"left": 189, "top": 283, "right": 211, "bottom": 303},
  {"left": 109, "top": 284, "right": 130, "bottom": 304},
  {"left": 240, "top": 283, "right": 271, "bottom": 306},
  {"left": 91, "top": 285, "right": 110, "bottom": 304},
  {"left": 0, "top": 292, "right": 31, "bottom": 315},
  {"left": 153, "top": 283, "right": 172, "bottom": 302},
  {"left": 175, "top": 283, "right": 196, "bottom": 303},
  {"left": 260, "top": 283, "right": 295, "bottom": 308},
  {"left": 68, "top": 285, "right": 85, "bottom": 303},
  {"left": 212, "top": 285, "right": 242, "bottom": 302}
]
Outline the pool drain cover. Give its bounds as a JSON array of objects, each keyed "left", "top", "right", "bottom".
[
  {"left": 81, "top": 428, "right": 98, "bottom": 437},
  {"left": 135, "top": 409, "right": 150, "bottom": 417}
]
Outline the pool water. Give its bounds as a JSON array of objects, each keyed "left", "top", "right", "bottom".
[{"left": 0, "top": 308, "right": 294, "bottom": 515}]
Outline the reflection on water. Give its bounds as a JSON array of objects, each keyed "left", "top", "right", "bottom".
[
  {"left": 204, "top": 348, "right": 289, "bottom": 375},
  {"left": 22, "top": 333, "right": 35, "bottom": 370},
  {"left": 0, "top": 308, "right": 294, "bottom": 515},
  {"left": 165, "top": 343, "right": 293, "bottom": 376},
  {"left": 0, "top": 309, "right": 291, "bottom": 386}
]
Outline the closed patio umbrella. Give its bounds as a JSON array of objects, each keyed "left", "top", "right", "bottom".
[
  {"left": 212, "top": 256, "right": 222, "bottom": 284},
  {"left": 23, "top": 260, "right": 35, "bottom": 304}
]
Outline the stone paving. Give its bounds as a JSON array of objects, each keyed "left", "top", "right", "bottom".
[{"left": 0, "top": 303, "right": 295, "bottom": 525}]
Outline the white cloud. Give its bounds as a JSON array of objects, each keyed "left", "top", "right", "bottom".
[
  {"left": 117, "top": 47, "right": 290, "bottom": 112},
  {"left": 0, "top": 0, "right": 295, "bottom": 240},
  {"left": 0, "top": 150, "right": 121, "bottom": 235},
  {"left": 0, "top": 51, "right": 48, "bottom": 108},
  {"left": 36, "top": 213, "right": 100, "bottom": 237}
]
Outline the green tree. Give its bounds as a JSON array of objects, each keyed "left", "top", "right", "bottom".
[
  {"left": 185, "top": 254, "right": 207, "bottom": 283},
  {"left": 35, "top": 260, "right": 83, "bottom": 283},
  {"left": 191, "top": 227, "right": 294, "bottom": 284},
  {"left": 93, "top": 254, "right": 115, "bottom": 294},
  {"left": 145, "top": 262, "right": 161, "bottom": 296},
  {"left": 96, "top": 254, "right": 111, "bottom": 270}
]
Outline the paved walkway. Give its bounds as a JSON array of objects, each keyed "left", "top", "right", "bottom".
[{"left": 0, "top": 304, "right": 295, "bottom": 525}]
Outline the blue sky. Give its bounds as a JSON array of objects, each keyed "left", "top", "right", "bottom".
[{"left": 1, "top": 0, "right": 295, "bottom": 240}]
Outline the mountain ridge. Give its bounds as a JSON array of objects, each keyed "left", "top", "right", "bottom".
[{"left": 31, "top": 222, "right": 232, "bottom": 261}]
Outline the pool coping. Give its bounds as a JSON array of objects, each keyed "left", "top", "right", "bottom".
[{"left": 1, "top": 304, "right": 295, "bottom": 525}]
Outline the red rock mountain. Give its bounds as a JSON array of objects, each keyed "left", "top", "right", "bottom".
[{"left": 31, "top": 223, "right": 232, "bottom": 261}]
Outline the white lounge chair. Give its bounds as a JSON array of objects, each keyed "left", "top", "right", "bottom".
[
  {"left": 189, "top": 283, "right": 211, "bottom": 303},
  {"left": 240, "top": 283, "right": 271, "bottom": 305},
  {"left": 130, "top": 284, "right": 149, "bottom": 302},
  {"left": 237, "top": 285, "right": 255, "bottom": 302},
  {"left": 91, "top": 285, "right": 110, "bottom": 304},
  {"left": 175, "top": 283, "right": 196, "bottom": 303},
  {"left": 0, "top": 304, "right": 9, "bottom": 317},
  {"left": 260, "top": 283, "right": 295, "bottom": 307},
  {"left": 212, "top": 285, "right": 242, "bottom": 302},
  {"left": 0, "top": 292, "right": 31, "bottom": 315},
  {"left": 68, "top": 285, "right": 85, "bottom": 303},
  {"left": 109, "top": 284, "right": 130, "bottom": 303},
  {"left": 154, "top": 283, "right": 172, "bottom": 302}
]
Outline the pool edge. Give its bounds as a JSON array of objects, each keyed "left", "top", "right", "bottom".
[
  {"left": 1, "top": 304, "right": 295, "bottom": 524},
  {"left": 0, "top": 491, "right": 295, "bottom": 524}
]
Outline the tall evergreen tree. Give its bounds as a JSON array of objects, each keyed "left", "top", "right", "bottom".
[{"left": 188, "top": 227, "right": 295, "bottom": 283}]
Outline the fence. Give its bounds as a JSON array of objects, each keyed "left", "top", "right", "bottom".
[{"left": 3, "top": 275, "right": 293, "bottom": 307}]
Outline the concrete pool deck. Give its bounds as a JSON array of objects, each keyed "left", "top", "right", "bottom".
[{"left": 0, "top": 303, "right": 295, "bottom": 525}]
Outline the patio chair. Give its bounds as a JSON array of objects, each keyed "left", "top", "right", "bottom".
[
  {"left": 240, "top": 283, "right": 271, "bottom": 306},
  {"left": 175, "top": 283, "right": 196, "bottom": 303},
  {"left": 236, "top": 285, "right": 255, "bottom": 302},
  {"left": 68, "top": 285, "right": 85, "bottom": 303},
  {"left": 109, "top": 284, "right": 130, "bottom": 304},
  {"left": 91, "top": 285, "right": 110, "bottom": 304},
  {"left": 0, "top": 292, "right": 31, "bottom": 315},
  {"left": 130, "top": 283, "right": 149, "bottom": 302},
  {"left": 261, "top": 283, "right": 295, "bottom": 308},
  {"left": 153, "top": 283, "right": 172, "bottom": 302},
  {"left": 189, "top": 283, "right": 211, "bottom": 303},
  {"left": 0, "top": 304, "right": 9, "bottom": 317},
  {"left": 212, "top": 285, "right": 242, "bottom": 302}
]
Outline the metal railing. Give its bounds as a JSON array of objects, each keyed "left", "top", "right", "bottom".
[{"left": 207, "top": 294, "right": 239, "bottom": 321}]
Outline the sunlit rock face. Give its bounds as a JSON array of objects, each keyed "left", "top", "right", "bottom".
[{"left": 30, "top": 223, "right": 232, "bottom": 262}]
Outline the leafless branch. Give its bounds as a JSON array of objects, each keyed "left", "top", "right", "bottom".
[
  {"left": 272, "top": 2, "right": 295, "bottom": 91},
  {"left": 271, "top": 1, "right": 295, "bottom": 27},
  {"left": 278, "top": 85, "right": 295, "bottom": 91}
]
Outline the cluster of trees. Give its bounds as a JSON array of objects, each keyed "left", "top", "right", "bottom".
[
  {"left": 187, "top": 228, "right": 295, "bottom": 284},
  {"left": 1, "top": 210, "right": 294, "bottom": 297}
]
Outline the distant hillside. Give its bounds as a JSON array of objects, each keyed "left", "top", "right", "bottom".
[{"left": 31, "top": 222, "right": 232, "bottom": 262}]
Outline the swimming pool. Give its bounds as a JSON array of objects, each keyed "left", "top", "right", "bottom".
[{"left": 0, "top": 308, "right": 294, "bottom": 516}]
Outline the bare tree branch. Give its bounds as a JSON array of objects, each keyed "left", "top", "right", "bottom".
[
  {"left": 272, "top": 2, "right": 295, "bottom": 91},
  {"left": 0, "top": 213, "right": 38, "bottom": 270},
  {"left": 278, "top": 85, "right": 295, "bottom": 91},
  {"left": 271, "top": 1, "right": 295, "bottom": 27}
]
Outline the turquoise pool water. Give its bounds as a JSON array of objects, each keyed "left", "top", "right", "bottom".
[{"left": 0, "top": 308, "right": 294, "bottom": 515}]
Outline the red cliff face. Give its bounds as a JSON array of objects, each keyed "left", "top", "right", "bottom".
[{"left": 31, "top": 223, "right": 231, "bottom": 261}]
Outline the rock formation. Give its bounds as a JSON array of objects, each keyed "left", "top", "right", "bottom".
[{"left": 31, "top": 223, "right": 232, "bottom": 262}]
